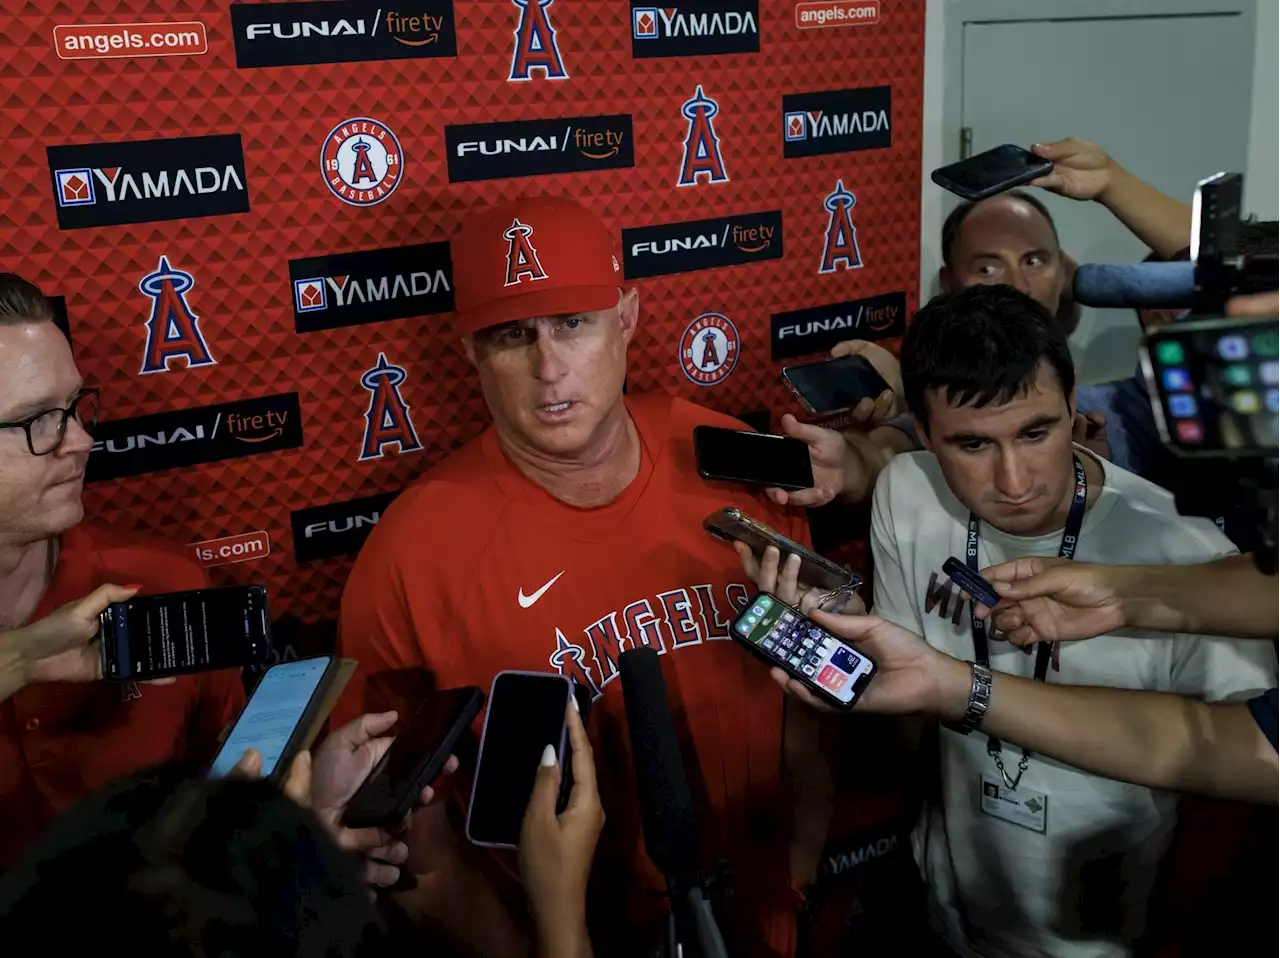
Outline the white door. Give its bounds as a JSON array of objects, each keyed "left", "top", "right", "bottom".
[{"left": 955, "top": 5, "right": 1256, "bottom": 381}]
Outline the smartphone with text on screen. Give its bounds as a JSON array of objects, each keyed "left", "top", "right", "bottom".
[{"left": 208, "top": 656, "right": 341, "bottom": 783}]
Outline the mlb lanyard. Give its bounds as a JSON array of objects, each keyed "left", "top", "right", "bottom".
[{"left": 967, "top": 456, "right": 1088, "bottom": 789}]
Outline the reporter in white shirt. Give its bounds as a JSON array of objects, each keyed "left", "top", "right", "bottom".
[{"left": 869, "top": 284, "right": 1276, "bottom": 958}]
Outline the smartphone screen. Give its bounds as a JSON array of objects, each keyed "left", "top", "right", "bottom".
[
  {"left": 732, "top": 594, "right": 875, "bottom": 708},
  {"left": 693, "top": 426, "right": 814, "bottom": 490},
  {"left": 931, "top": 144, "right": 1052, "bottom": 201},
  {"left": 102, "top": 585, "right": 271, "bottom": 681},
  {"left": 344, "top": 687, "right": 485, "bottom": 829},
  {"left": 208, "top": 656, "right": 332, "bottom": 779},
  {"left": 784, "top": 355, "right": 891, "bottom": 414},
  {"left": 467, "top": 672, "right": 570, "bottom": 848},
  {"left": 1143, "top": 317, "right": 1278, "bottom": 454}
]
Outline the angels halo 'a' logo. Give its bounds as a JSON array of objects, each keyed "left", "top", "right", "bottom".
[
  {"left": 321, "top": 117, "right": 404, "bottom": 207},
  {"left": 679, "top": 312, "right": 740, "bottom": 386}
]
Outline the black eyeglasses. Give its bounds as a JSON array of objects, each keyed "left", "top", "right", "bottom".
[{"left": 0, "top": 388, "right": 100, "bottom": 456}]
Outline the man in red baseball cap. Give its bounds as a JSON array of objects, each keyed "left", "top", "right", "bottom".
[{"left": 335, "top": 197, "right": 828, "bottom": 957}]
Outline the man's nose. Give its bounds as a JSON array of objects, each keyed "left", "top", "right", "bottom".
[
  {"left": 58, "top": 417, "right": 94, "bottom": 455},
  {"left": 1010, "top": 267, "right": 1034, "bottom": 296},
  {"left": 993, "top": 449, "right": 1033, "bottom": 500},
  {"left": 533, "top": 334, "right": 569, "bottom": 382}
]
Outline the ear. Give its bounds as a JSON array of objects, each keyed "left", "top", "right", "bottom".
[
  {"left": 938, "top": 265, "right": 954, "bottom": 293},
  {"left": 460, "top": 334, "right": 479, "bottom": 368},
  {"left": 617, "top": 287, "right": 640, "bottom": 345},
  {"left": 915, "top": 415, "right": 933, "bottom": 452}
]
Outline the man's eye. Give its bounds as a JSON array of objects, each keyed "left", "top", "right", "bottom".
[
  {"left": 1024, "top": 429, "right": 1049, "bottom": 442},
  {"left": 562, "top": 317, "right": 582, "bottom": 330},
  {"left": 1025, "top": 254, "right": 1046, "bottom": 268},
  {"left": 977, "top": 265, "right": 998, "bottom": 278},
  {"left": 961, "top": 440, "right": 986, "bottom": 453},
  {"left": 502, "top": 327, "right": 529, "bottom": 343}
]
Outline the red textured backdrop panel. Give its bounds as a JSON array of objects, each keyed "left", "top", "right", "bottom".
[{"left": 0, "top": 0, "right": 923, "bottom": 628}]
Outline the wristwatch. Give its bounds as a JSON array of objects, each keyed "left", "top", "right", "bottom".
[{"left": 944, "top": 661, "right": 993, "bottom": 735}]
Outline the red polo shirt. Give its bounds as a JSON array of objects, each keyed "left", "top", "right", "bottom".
[{"left": 0, "top": 523, "right": 244, "bottom": 869}]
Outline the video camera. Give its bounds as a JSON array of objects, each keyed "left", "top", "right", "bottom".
[{"left": 1075, "top": 172, "right": 1277, "bottom": 571}]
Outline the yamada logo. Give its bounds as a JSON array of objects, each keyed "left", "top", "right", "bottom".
[
  {"left": 86, "top": 393, "right": 304, "bottom": 482},
  {"left": 290, "top": 241, "right": 454, "bottom": 332},
  {"left": 631, "top": 1, "right": 759, "bottom": 57},
  {"left": 622, "top": 210, "right": 783, "bottom": 279},
  {"left": 231, "top": 1, "right": 457, "bottom": 67},
  {"left": 47, "top": 134, "right": 250, "bottom": 230},
  {"left": 445, "top": 114, "right": 634, "bottom": 182},
  {"left": 781, "top": 86, "right": 891, "bottom": 158}
]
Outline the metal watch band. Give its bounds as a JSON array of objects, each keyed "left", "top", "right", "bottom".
[{"left": 961, "top": 661, "right": 993, "bottom": 732}]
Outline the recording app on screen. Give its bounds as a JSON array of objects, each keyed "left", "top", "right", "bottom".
[
  {"left": 735, "top": 595, "right": 873, "bottom": 704},
  {"left": 209, "top": 657, "right": 330, "bottom": 778}
]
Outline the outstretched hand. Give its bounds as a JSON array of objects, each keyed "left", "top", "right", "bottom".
[
  {"left": 1029, "top": 138, "right": 1119, "bottom": 201},
  {"left": 765, "top": 414, "right": 852, "bottom": 509},
  {"left": 977, "top": 557, "right": 1127, "bottom": 645},
  {"left": 20, "top": 583, "right": 140, "bottom": 685}
]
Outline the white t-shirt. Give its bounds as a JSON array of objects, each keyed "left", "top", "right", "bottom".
[{"left": 870, "top": 449, "right": 1277, "bottom": 958}]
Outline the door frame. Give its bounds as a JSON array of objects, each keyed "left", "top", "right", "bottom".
[{"left": 919, "top": 0, "right": 1258, "bottom": 304}]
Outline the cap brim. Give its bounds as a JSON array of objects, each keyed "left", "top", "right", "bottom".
[{"left": 454, "top": 285, "right": 621, "bottom": 337}]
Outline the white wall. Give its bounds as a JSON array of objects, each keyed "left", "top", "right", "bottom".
[{"left": 920, "top": 0, "right": 1278, "bottom": 310}]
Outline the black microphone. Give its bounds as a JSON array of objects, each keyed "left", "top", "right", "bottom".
[
  {"left": 619, "top": 647, "right": 700, "bottom": 878},
  {"left": 1072, "top": 261, "right": 1196, "bottom": 308}
]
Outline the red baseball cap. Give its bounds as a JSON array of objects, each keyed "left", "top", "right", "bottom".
[{"left": 451, "top": 196, "right": 622, "bottom": 336}]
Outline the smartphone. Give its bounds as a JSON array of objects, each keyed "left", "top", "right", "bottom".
[
  {"left": 343, "top": 686, "right": 486, "bottom": 830},
  {"left": 703, "top": 506, "right": 860, "bottom": 593},
  {"left": 941, "top": 557, "right": 1000, "bottom": 609},
  {"left": 730, "top": 592, "right": 876, "bottom": 710},
  {"left": 930, "top": 144, "right": 1054, "bottom": 202},
  {"left": 99, "top": 585, "right": 272, "bottom": 681},
  {"left": 208, "top": 656, "right": 341, "bottom": 782},
  {"left": 693, "top": 425, "right": 815, "bottom": 491},
  {"left": 1140, "top": 315, "right": 1278, "bottom": 456},
  {"left": 466, "top": 671, "right": 572, "bottom": 849},
  {"left": 783, "top": 355, "right": 893, "bottom": 415}
]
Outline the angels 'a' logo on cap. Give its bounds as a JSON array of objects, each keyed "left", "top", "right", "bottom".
[{"left": 503, "top": 217, "right": 549, "bottom": 287}]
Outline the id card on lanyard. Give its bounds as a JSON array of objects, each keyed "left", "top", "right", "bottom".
[{"left": 967, "top": 456, "right": 1087, "bottom": 791}]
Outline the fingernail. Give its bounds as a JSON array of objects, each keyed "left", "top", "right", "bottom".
[
  {"left": 540, "top": 744, "right": 557, "bottom": 767},
  {"left": 570, "top": 695, "right": 580, "bottom": 713},
  {"left": 123, "top": 583, "right": 143, "bottom": 591}
]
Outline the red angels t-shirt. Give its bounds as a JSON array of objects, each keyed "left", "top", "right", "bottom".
[
  {"left": 0, "top": 523, "right": 245, "bottom": 869},
  {"left": 337, "top": 392, "right": 812, "bottom": 957}
]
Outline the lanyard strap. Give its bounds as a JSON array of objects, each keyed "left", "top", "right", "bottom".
[{"left": 967, "top": 456, "right": 1088, "bottom": 788}]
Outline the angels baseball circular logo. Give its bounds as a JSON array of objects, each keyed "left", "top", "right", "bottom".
[
  {"left": 679, "top": 312, "right": 740, "bottom": 386},
  {"left": 321, "top": 117, "right": 404, "bottom": 207}
]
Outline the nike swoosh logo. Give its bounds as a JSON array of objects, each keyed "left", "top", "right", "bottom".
[{"left": 518, "top": 570, "right": 565, "bottom": 609}]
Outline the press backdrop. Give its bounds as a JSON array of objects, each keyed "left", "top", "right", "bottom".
[{"left": 1, "top": 0, "right": 923, "bottom": 649}]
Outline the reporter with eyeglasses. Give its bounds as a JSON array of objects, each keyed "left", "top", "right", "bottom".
[{"left": 0, "top": 274, "right": 243, "bottom": 872}]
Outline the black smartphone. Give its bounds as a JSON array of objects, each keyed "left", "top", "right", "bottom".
[
  {"left": 466, "top": 671, "right": 572, "bottom": 849},
  {"left": 930, "top": 144, "right": 1054, "bottom": 202},
  {"left": 731, "top": 592, "right": 876, "bottom": 710},
  {"left": 1140, "top": 315, "right": 1278, "bottom": 456},
  {"left": 342, "top": 686, "right": 485, "bottom": 829},
  {"left": 782, "top": 354, "right": 892, "bottom": 415},
  {"left": 207, "top": 655, "right": 342, "bottom": 782},
  {"left": 703, "top": 506, "right": 860, "bottom": 593},
  {"left": 941, "top": 557, "right": 1000, "bottom": 609},
  {"left": 693, "top": 425, "right": 814, "bottom": 491},
  {"left": 99, "top": 585, "right": 272, "bottom": 681}
]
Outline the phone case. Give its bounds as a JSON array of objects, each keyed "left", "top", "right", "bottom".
[
  {"left": 466, "top": 670, "right": 571, "bottom": 850},
  {"left": 702, "top": 506, "right": 860, "bottom": 593},
  {"left": 692, "top": 426, "right": 813, "bottom": 492},
  {"left": 781, "top": 356, "right": 890, "bottom": 416},
  {"left": 267, "top": 655, "right": 343, "bottom": 784},
  {"left": 930, "top": 147, "right": 1053, "bottom": 201},
  {"left": 729, "top": 594, "right": 874, "bottom": 711},
  {"left": 295, "top": 658, "right": 358, "bottom": 754},
  {"left": 343, "top": 686, "right": 485, "bottom": 830}
]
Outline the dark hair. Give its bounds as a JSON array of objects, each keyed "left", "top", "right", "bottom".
[
  {"left": 0, "top": 765, "right": 379, "bottom": 958},
  {"left": 0, "top": 273, "right": 52, "bottom": 323},
  {"left": 1239, "top": 217, "right": 1278, "bottom": 257},
  {"left": 940, "top": 189, "right": 1059, "bottom": 269},
  {"left": 902, "top": 284, "right": 1076, "bottom": 430}
]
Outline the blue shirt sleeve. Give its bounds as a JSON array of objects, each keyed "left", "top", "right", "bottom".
[{"left": 1247, "top": 688, "right": 1278, "bottom": 751}]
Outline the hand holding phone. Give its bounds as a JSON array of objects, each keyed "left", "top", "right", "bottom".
[
  {"left": 467, "top": 672, "right": 572, "bottom": 849},
  {"left": 931, "top": 144, "right": 1054, "bottom": 201},
  {"left": 731, "top": 593, "right": 876, "bottom": 709},
  {"left": 209, "top": 656, "right": 343, "bottom": 782},
  {"left": 704, "top": 507, "right": 858, "bottom": 593},
  {"left": 782, "top": 354, "right": 893, "bottom": 416},
  {"left": 100, "top": 585, "right": 272, "bottom": 681},
  {"left": 693, "top": 425, "right": 815, "bottom": 491},
  {"left": 343, "top": 686, "right": 485, "bottom": 830}
]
